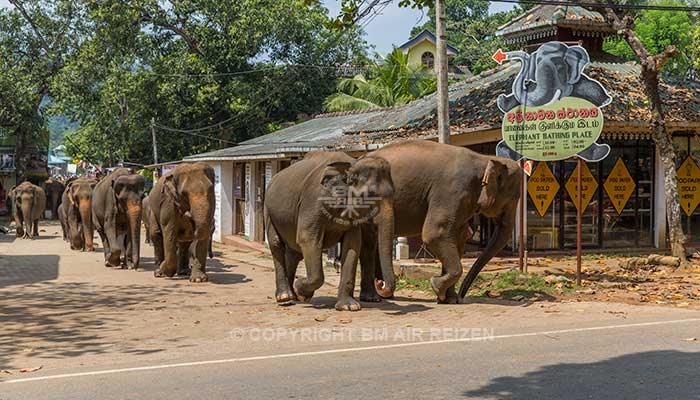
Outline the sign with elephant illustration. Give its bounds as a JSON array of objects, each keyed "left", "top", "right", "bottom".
[{"left": 493, "top": 42, "right": 612, "bottom": 162}]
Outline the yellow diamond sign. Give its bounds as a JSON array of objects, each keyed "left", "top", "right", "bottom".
[
  {"left": 604, "top": 158, "right": 636, "bottom": 215},
  {"left": 565, "top": 162, "right": 598, "bottom": 213},
  {"left": 528, "top": 162, "right": 559, "bottom": 217},
  {"left": 676, "top": 156, "right": 700, "bottom": 216}
]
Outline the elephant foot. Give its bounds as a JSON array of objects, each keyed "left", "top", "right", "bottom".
[
  {"left": 154, "top": 269, "right": 164, "bottom": 278},
  {"left": 437, "top": 286, "right": 461, "bottom": 304},
  {"left": 374, "top": 279, "right": 394, "bottom": 299},
  {"left": 105, "top": 261, "right": 120, "bottom": 268},
  {"left": 430, "top": 276, "right": 448, "bottom": 303},
  {"left": 293, "top": 281, "right": 314, "bottom": 303},
  {"left": 276, "top": 289, "right": 297, "bottom": 304},
  {"left": 126, "top": 262, "right": 139, "bottom": 270},
  {"left": 359, "top": 288, "right": 382, "bottom": 303},
  {"left": 335, "top": 297, "right": 362, "bottom": 312},
  {"left": 86, "top": 246, "right": 95, "bottom": 252},
  {"left": 176, "top": 267, "right": 192, "bottom": 277},
  {"left": 189, "top": 270, "right": 208, "bottom": 283}
]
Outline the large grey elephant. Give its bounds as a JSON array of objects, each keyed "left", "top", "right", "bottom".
[
  {"left": 264, "top": 151, "right": 395, "bottom": 311},
  {"left": 9, "top": 182, "right": 46, "bottom": 239},
  {"left": 44, "top": 178, "right": 65, "bottom": 220},
  {"left": 59, "top": 178, "right": 97, "bottom": 251},
  {"left": 363, "top": 140, "right": 521, "bottom": 303},
  {"left": 496, "top": 42, "right": 611, "bottom": 112},
  {"left": 148, "top": 163, "right": 215, "bottom": 282},
  {"left": 92, "top": 168, "right": 145, "bottom": 269}
]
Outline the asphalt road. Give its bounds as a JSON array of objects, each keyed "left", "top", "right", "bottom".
[{"left": 2, "top": 316, "right": 699, "bottom": 400}]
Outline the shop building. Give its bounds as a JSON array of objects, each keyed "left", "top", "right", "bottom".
[{"left": 186, "top": 4, "right": 700, "bottom": 257}]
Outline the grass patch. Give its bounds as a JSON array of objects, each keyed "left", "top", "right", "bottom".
[
  {"left": 470, "top": 270, "right": 554, "bottom": 299},
  {"left": 396, "top": 276, "right": 433, "bottom": 292},
  {"left": 394, "top": 270, "right": 568, "bottom": 300}
]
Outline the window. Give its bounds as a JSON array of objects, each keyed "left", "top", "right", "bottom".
[{"left": 421, "top": 51, "right": 435, "bottom": 69}]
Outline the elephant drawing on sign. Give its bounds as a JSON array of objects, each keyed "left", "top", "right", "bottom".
[
  {"left": 59, "top": 178, "right": 97, "bottom": 251},
  {"left": 497, "top": 42, "right": 611, "bottom": 112},
  {"left": 148, "top": 163, "right": 215, "bottom": 282},
  {"left": 92, "top": 168, "right": 145, "bottom": 269},
  {"left": 265, "top": 151, "right": 395, "bottom": 311},
  {"left": 44, "top": 178, "right": 65, "bottom": 220},
  {"left": 9, "top": 182, "right": 46, "bottom": 239},
  {"left": 362, "top": 140, "right": 522, "bottom": 303}
]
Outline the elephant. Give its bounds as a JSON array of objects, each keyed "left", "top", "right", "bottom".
[
  {"left": 264, "top": 151, "right": 395, "bottom": 311},
  {"left": 362, "top": 140, "right": 521, "bottom": 303},
  {"left": 92, "top": 168, "right": 145, "bottom": 269},
  {"left": 496, "top": 42, "right": 611, "bottom": 113},
  {"left": 142, "top": 194, "right": 152, "bottom": 245},
  {"left": 44, "top": 178, "right": 65, "bottom": 220},
  {"left": 147, "top": 163, "right": 215, "bottom": 282},
  {"left": 59, "top": 178, "right": 97, "bottom": 251},
  {"left": 9, "top": 182, "right": 46, "bottom": 239}
]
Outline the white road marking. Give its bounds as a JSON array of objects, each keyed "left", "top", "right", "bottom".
[{"left": 3, "top": 317, "right": 699, "bottom": 384}]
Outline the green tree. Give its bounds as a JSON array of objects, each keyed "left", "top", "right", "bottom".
[
  {"left": 324, "top": 48, "right": 436, "bottom": 111},
  {"left": 603, "top": 0, "right": 696, "bottom": 76}
]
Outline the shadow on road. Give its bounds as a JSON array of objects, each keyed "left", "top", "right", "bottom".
[
  {"left": 0, "top": 280, "right": 209, "bottom": 370},
  {"left": 463, "top": 350, "right": 700, "bottom": 400},
  {"left": 0, "top": 255, "right": 60, "bottom": 288}
]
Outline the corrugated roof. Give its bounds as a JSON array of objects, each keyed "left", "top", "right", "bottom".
[{"left": 185, "top": 110, "right": 383, "bottom": 160}]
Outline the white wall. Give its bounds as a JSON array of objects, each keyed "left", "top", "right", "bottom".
[{"left": 208, "top": 162, "right": 234, "bottom": 243}]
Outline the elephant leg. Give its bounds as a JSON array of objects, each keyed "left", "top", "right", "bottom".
[
  {"left": 190, "top": 239, "right": 208, "bottom": 283},
  {"left": 441, "top": 229, "right": 469, "bottom": 304},
  {"left": 97, "top": 230, "right": 110, "bottom": 261},
  {"left": 14, "top": 213, "right": 23, "bottom": 238},
  {"left": 176, "top": 241, "right": 192, "bottom": 276},
  {"left": 151, "top": 228, "right": 164, "bottom": 268},
  {"left": 268, "top": 223, "right": 294, "bottom": 303},
  {"left": 285, "top": 248, "right": 302, "bottom": 299},
  {"left": 155, "top": 226, "right": 178, "bottom": 278},
  {"left": 294, "top": 239, "right": 324, "bottom": 302},
  {"left": 33, "top": 219, "right": 39, "bottom": 238},
  {"left": 423, "top": 213, "right": 463, "bottom": 304},
  {"left": 336, "top": 228, "right": 362, "bottom": 311},
  {"left": 359, "top": 225, "right": 381, "bottom": 303}
]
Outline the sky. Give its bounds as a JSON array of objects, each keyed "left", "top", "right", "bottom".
[{"left": 0, "top": 0, "right": 516, "bottom": 54}]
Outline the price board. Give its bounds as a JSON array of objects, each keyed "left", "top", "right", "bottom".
[
  {"left": 565, "top": 162, "right": 598, "bottom": 212},
  {"left": 676, "top": 156, "right": 700, "bottom": 216},
  {"left": 527, "top": 162, "right": 559, "bottom": 217},
  {"left": 603, "top": 158, "right": 636, "bottom": 215}
]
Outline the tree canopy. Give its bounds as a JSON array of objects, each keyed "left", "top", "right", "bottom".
[{"left": 1, "top": 0, "right": 371, "bottom": 167}]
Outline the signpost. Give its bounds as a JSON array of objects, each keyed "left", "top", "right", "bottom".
[
  {"left": 494, "top": 41, "right": 612, "bottom": 283},
  {"left": 603, "top": 158, "right": 636, "bottom": 215},
  {"left": 676, "top": 157, "right": 700, "bottom": 216}
]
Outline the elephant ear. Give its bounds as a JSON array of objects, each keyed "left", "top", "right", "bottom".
[
  {"left": 320, "top": 161, "right": 352, "bottom": 186},
  {"left": 565, "top": 46, "right": 589, "bottom": 85},
  {"left": 479, "top": 160, "right": 508, "bottom": 209},
  {"left": 162, "top": 174, "right": 182, "bottom": 206},
  {"left": 68, "top": 182, "right": 79, "bottom": 207}
]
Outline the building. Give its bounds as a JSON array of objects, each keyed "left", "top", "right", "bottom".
[
  {"left": 399, "top": 29, "right": 471, "bottom": 77},
  {"left": 186, "top": 4, "right": 700, "bottom": 256}
]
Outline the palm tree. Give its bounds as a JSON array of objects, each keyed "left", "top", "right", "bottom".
[{"left": 324, "top": 48, "right": 437, "bottom": 112}]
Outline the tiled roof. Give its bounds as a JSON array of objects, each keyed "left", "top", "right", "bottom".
[
  {"left": 496, "top": 4, "right": 615, "bottom": 44},
  {"left": 399, "top": 30, "right": 459, "bottom": 56},
  {"left": 332, "top": 62, "right": 700, "bottom": 150}
]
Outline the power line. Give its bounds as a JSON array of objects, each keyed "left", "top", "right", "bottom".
[
  {"left": 153, "top": 123, "right": 238, "bottom": 144},
  {"left": 492, "top": 0, "right": 700, "bottom": 12}
]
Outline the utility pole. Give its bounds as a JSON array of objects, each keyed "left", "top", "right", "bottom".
[
  {"left": 435, "top": 0, "right": 450, "bottom": 144},
  {"left": 151, "top": 117, "right": 158, "bottom": 165}
]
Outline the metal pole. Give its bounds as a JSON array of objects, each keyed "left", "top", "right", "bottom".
[
  {"left": 519, "top": 159, "right": 525, "bottom": 272},
  {"left": 576, "top": 158, "right": 583, "bottom": 286},
  {"left": 151, "top": 117, "right": 158, "bottom": 165},
  {"left": 435, "top": 0, "right": 450, "bottom": 144}
]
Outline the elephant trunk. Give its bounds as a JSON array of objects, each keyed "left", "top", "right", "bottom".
[
  {"left": 52, "top": 191, "right": 60, "bottom": 219},
  {"left": 458, "top": 208, "right": 517, "bottom": 299},
  {"left": 126, "top": 201, "right": 142, "bottom": 269},
  {"left": 507, "top": 51, "right": 530, "bottom": 104},
  {"left": 374, "top": 199, "right": 395, "bottom": 298},
  {"left": 20, "top": 198, "right": 33, "bottom": 238},
  {"left": 79, "top": 199, "right": 94, "bottom": 251}
]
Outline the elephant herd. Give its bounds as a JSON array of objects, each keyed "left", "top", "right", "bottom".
[
  {"left": 6, "top": 140, "right": 521, "bottom": 312},
  {"left": 265, "top": 140, "right": 523, "bottom": 311},
  {"left": 7, "top": 163, "right": 217, "bottom": 283}
]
